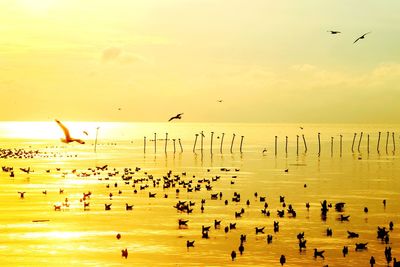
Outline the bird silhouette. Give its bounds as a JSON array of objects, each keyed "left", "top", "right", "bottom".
[
  {"left": 231, "top": 250, "right": 236, "bottom": 261},
  {"left": 354, "top": 32, "right": 371, "bottom": 44},
  {"left": 355, "top": 242, "right": 368, "bottom": 251},
  {"left": 328, "top": 30, "right": 341, "bottom": 34},
  {"left": 186, "top": 240, "right": 195, "bottom": 248},
  {"left": 55, "top": 120, "right": 85, "bottom": 144},
  {"left": 280, "top": 255, "right": 286, "bottom": 265},
  {"left": 121, "top": 248, "right": 128, "bottom": 258},
  {"left": 168, "top": 113, "right": 183, "bottom": 122},
  {"left": 314, "top": 248, "right": 325, "bottom": 259}
]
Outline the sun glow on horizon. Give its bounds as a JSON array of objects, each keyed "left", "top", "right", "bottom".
[
  {"left": 18, "top": 0, "right": 60, "bottom": 14},
  {"left": 0, "top": 121, "right": 97, "bottom": 140}
]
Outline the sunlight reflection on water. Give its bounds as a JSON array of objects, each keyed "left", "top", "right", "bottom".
[{"left": 0, "top": 122, "right": 400, "bottom": 266}]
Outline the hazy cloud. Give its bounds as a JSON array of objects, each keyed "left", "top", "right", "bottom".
[
  {"left": 102, "top": 47, "right": 121, "bottom": 62},
  {"left": 101, "top": 47, "right": 142, "bottom": 64}
]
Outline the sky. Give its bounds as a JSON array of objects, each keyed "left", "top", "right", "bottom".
[{"left": 0, "top": 0, "right": 399, "bottom": 123}]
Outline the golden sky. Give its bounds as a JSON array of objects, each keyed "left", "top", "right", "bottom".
[{"left": 1, "top": 0, "right": 399, "bottom": 123}]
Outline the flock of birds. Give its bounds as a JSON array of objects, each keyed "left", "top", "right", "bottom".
[
  {"left": 327, "top": 30, "right": 371, "bottom": 44},
  {"left": 6, "top": 161, "right": 399, "bottom": 266}
]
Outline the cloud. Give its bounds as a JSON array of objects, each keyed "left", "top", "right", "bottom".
[
  {"left": 101, "top": 47, "right": 142, "bottom": 64},
  {"left": 102, "top": 47, "right": 121, "bottom": 62}
]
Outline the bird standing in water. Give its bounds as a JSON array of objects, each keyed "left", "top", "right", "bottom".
[{"left": 280, "top": 255, "right": 286, "bottom": 265}]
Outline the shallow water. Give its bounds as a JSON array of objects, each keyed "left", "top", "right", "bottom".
[{"left": 0, "top": 122, "right": 399, "bottom": 266}]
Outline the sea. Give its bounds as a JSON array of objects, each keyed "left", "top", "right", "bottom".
[{"left": 0, "top": 122, "right": 399, "bottom": 266}]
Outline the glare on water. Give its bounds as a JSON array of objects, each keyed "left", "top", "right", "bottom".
[{"left": 0, "top": 122, "right": 399, "bottom": 266}]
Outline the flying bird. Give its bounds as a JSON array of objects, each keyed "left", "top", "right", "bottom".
[
  {"left": 83, "top": 131, "right": 89, "bottom": 136},
  {"left": 217, "top": 99, "right": 223, "bottom": 103},
  {"left": 168, "top": 113, "right": 183, "bottom": 122},
  {"left": 353, "top": 32, "right": 371, "bottom": 44},
  {"left": 327, "top": 30, "right": 341, "bottom": 34},
  {"left": 55, "top": 119, "right": 85, "bottom": 144}
]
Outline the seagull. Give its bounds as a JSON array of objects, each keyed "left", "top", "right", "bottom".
[
  {"left": 327, "top": 30, "right": 341, "bottom": 34},
  {"left": 354, "top": 32, "right": 371, "bottom": 44},
  {"left": 217, "top": 99, "right": 223, "bottom": 103},
  {"left": 55, "top": 119, "right": 85, "bottom": 144},
  {"left": 168, "top": 113, "right": 183, "bottom": 122},
  {"left": 83, "top": 131, "right": 89, "bottom": 136}
]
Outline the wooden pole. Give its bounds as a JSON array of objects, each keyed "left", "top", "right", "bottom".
[
  {"left": 318, "top": 133, "right": 321, "bottom": 156},
  {"left": 285, "top": 136, "right": 288, "bottom": 155},
  {"left": 357, "top": 132, "right": 363, "bottom": 153},
  {"left": 210, "top": 132, "right": 214, "bottom": 154},
  {"left": 386, "top": 131, "right": 389, "bottom": 154},
  {"left": 172, "top": 139, "right": 176, "bottom": 153},
  {"left": 144, "top": 136, "right": 146, "bottom": 154},
  {"left": 240, "top": 136, "right": 244, "bottom": 153},
  {"left": 275, "top": 136, "right": 278, "bottom": 156},
  {"left": 367, "top": 134, "right": 370, "bottom": 154},
  {"left": 154, "top": 133, "right": 157, "bottom": 154},
  {"left": 220, "top": 133, "right": 225, "bottom": 153},
  {"left": 392, "top": 132, "right": 396, "bottom": 153},
  {"left": 193, "top": 134, "right": 198, "bottom": 153},
  {"left": 340, "top": 134, "right": 343, "bottom": 157},
  {"left": 200, "top": 131, "right": 204, "bottom": 152},
  {"left": 331, "top": 137, "right": 334, "bottom": 157},
  {"left": 164, "top": 132, "right": 168, "bottom": 154},
  {"left": 230, "top": 133, "right": 236, "bottom": 153},
  {"left": 302, "top": 134, "right": 307, "bottom": 153},
  {"left": 351, "top": 133, "right": 357, "bottom": 153},
  {"left": 94, "top": 127, "right": 100, "bottom": 153},
  {"left": 377, "top": 131, "right": 381, "bottom": 154},
  {"left": 296, "top": 135, "right": 299, "bottom": 156},
  {"left": 178, "top": 138, "right": 183, "bottom": 153}
]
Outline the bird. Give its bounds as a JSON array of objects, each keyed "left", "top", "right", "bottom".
[
  {"left": 121, "top": 248, "right": 128, "bottom": 258},
  {"left": 327, "top": 30, "right": 341, "bottom": 34},
  {"left": 168, "top": 113, "right": 183, "bottom": 122},
  {"left": 280, "top": 255, "right": 286, "bottom": 265},
  {"left": 238, "top": 243, "right": 244, "bottom": 255},
  {"left": 116, "top": 233, "right": 121, "bottom": 239},
  {"left": 342, "top": 246, "right": 348, "bottom": 257},
  {"left": 347, "top": 231, "right": 359, "bottom": 238},
  {"left": 186, "top": 240, "right": 195, "bottom": 248},
  {"left": 217, "top": 99, "right": 223, "bottom": 103},
  {"left": 370, "top": 256, "right": 376, "bottom": 267},
  {"left": 231, "top": 250, "right": 236, "bottom": 261},
  {"left": 55, "top": 119, "right": 85, "bottom": 144},
  {"left": 355, "top": 242, "right": 368, "bottom": 251},
  {"left": 298, "top": 239, "right": 306, "bottom": 251},
  {"left": 83, "top": 131, "right": 89, "bottom": 136},
  {"left": 18, "top": 191, "right": 26, "bottom": 198},
  {"left": 255, "top": 226, "right": 265, "bottom": 234},
  {"left": 353, "top": 32, "right": 371, "bottom": 44},
  {"left": 314, "top": 248, "right": 325, "bottom": 259},
  {"left": 20, "top": 167, "right": 31, "bottom": 174}
]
